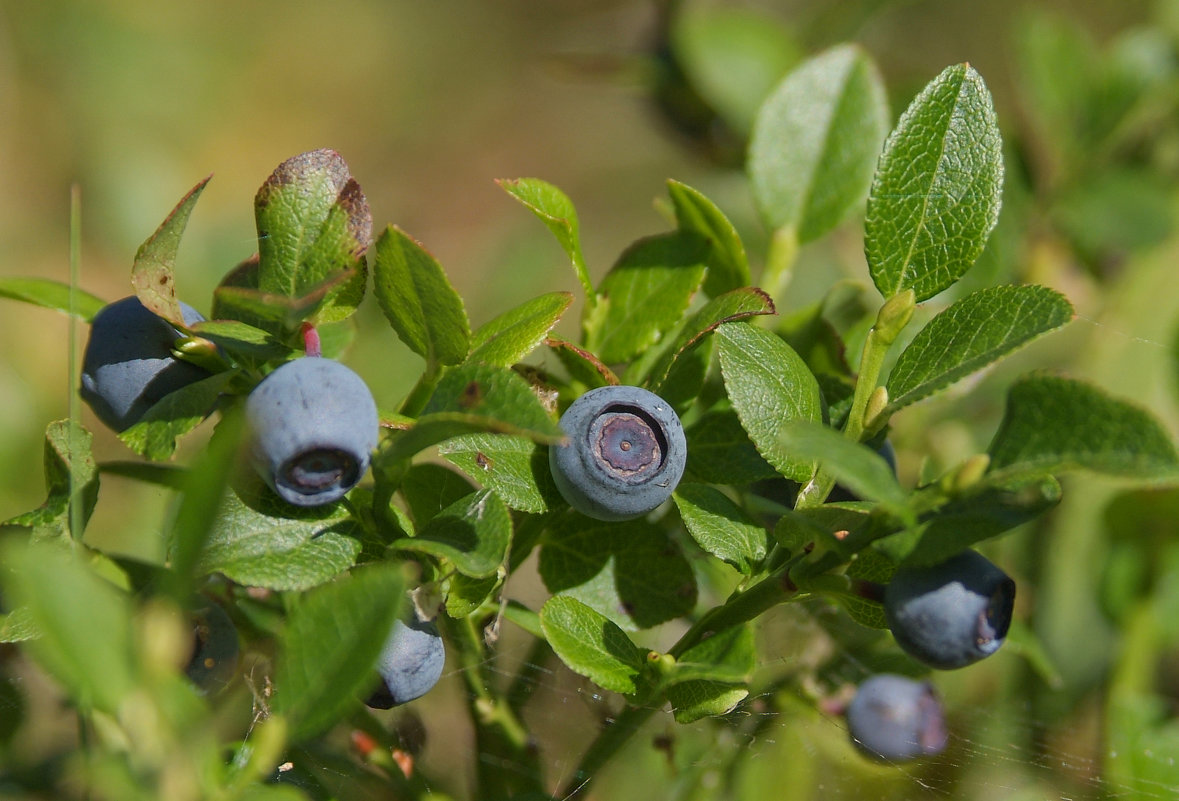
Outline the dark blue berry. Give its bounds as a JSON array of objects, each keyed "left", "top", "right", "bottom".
[
  {"left": 549, "top": 385, "right": 687, "bottom": 521},
  {"left": 245, "top": 358, "right": 379, "bottom": 507},
  {"left": 185, "top": 603, "right": 239, "bottom": 695},
  {"left": 80, "top": 296, "right": 211, "bottom": 431},
  {"left": 884, "top": 550, "right": 1015, "bottom": 669},
  {"left": 366, "top": 617, "right": 446, "bottom": 708},
  {"left": 846, "top": 674, "right": 947, "bottom": 761}
]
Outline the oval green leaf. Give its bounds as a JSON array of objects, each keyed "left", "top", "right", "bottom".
[
  {"left": 748, "top": 44, "right": 888, "bottom": 243},
  {"left": 373, "top": 225, "right": 470, "bottom": 367},
  {"left": 673, "top": 484, "right": 767, "bottom": 575},
  {"left": 540, "top": 596, "right": 645, "bottom": 695},
  {"left": 273, "top": 563, "right": 404, "bottom": 741},
  {"left": 865, "top": 63, "right": 1003, "bottom": 301},
  {"left": 716, "top": 323, "right": 822, "bottom": 482},
  {"left": 987, "top": 374, "right": 1179, "bottom": 482},
  {"left": 467, "top": 291, "right": 573, "bottom": 367},
  {"left": 887, "top": 284, "right": 1074, "bottom": 411}
]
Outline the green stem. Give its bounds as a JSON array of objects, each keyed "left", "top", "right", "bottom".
[
  {"left": 795, "top": 290, "right": 914, "bottom": 509},
  {"left": 505, "top": 636, "right": 551, "bottom": 715},
  {"left": 398, "top": 360, "right": 443, "bottom": 419},
  {"left": 448, "top": 615, "right": 542, "bottom": 798},
  {"left": 670, "top": 559, "right": 801, "bottom": 658},
  {"left": 561, "top": 556, "right": 814, "bottom": 798},
  {"left": 758, "top": 225, "right": 800, "bottom": 319},
  {"left": 558, "top": 704, "right": 659, "bottom": 799}
]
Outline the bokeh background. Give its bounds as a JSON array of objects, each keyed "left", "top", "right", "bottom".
[{"left": 3, "top": 1, "right": 1179, "bottom": 799}]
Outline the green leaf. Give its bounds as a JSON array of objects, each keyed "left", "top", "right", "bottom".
[
  {"left": 400, "top": 462, "right": 477, "bottom": 526},
  {"left": 117, "top": 372, "right": 233, "bottom": 461},
  {"left": 987, "top": 374, "right": 1179, "bottom": 482},
  {"left": 445, "top": 572, "right": 502, "bottom": 618},
  {"left": 666, "top": 622, "right": 754, "bottom": 722},
  {"left": 372, "top": 225, "right": 470, "bottom": 367},
  {"left": 254, "top": 149, "right": 372, "bottom": 323},
  {"left": 673, "top": 484, "right": 767, "bottom": 574},
  {"left": 865, "top": 63, "right": 1003, "bottom": 301},
  {"left": 499, "top": 178, "right": 593, "bottom": 302},
  {"left": 539, "top": 518, "right": 696, "bottom": 631},
  {"left": 670, "top": 622, "right": 756, "bottom": 686},
  {"left": 540, "top": 596, "right": 645, "bottom": 695},
  {"left": 1, "top": 542, "right": 137, "bottom": 714},
  {"left": 875, "top": 476, "right": 1061, "bottom": 567},
  {"left": 547, "top": 337, "right": 620, "bottom": 388},
  {"left": 197, "top": 486, "right": 362, "bottom": 590},
  {"left": 376, "top": 365, "right": 565, "bottom": 471},
  {"left": 667, "top": 180, "right": 751, "bottom": 296},
  {"left": 439, "top": 433, "right": 560, "bottom": 513},
  {"left": 587, "top": 231, "right": 708, "bottom": 364},
  {"left": 273, "top": 563, "right": 403, "bottom": 741},
  {"left": 647, "top": 287, "right": 776, "bottom": 389},
  {"left": 887, "top": 285, "right": 1074, "bottom": 411},
  {"left": 424, "top": 363, "right": 562, "bottom": 436},
  {"left": 4, "top": 420, "right": 98, "bottom": 543},
  {"left": 748, "top": 44, "right": 889, "bottom": 243},
  {"left": 190, "top": 319, "right": 295, "bottom": 363},
  {"left": 213, "top": 265, "right": 358, "bottom": 334},
  {"left": 393, "top": 489, "right": 511, "bottom": 578},
  {"left": 0, "top": 607, "right": 38, "bottom": 643},
  {"left": 671, "top": 4, "right": 799, "bottom": 136},
  {"left": 666, "top": 682, "right": 749, "bottom": 724},
  {"left": 777, "top": 421, "right": 909, "bottom": 511},
  {"left": 467, "top": 291, "right": 573, "bottom": 367},
  {"left": 0, "top": 277, "right": 106, "bottom": 322},
  {"left": 683, "top": 410, "right": 778, "bottom": 485},
  {"left": 131, "top": 176, "right": 210, "bottom": 327},
  {"left": 162, "top": 413, "right": 245, "bottom": 602},
  {"left": 716, "top": 323, "right": 822, "bottom": 482}
]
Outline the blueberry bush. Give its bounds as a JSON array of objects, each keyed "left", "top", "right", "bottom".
[{"left": 2, "top": 11, "right": 1179, "bottom": 801}]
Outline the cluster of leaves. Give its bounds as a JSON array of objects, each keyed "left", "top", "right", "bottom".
[{"left": 2, "top": 35, "right": 1179, "bottom": 801}]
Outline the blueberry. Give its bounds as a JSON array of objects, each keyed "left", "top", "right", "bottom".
[
  {"left": 80, "top": 296, "right": 212, "bottom": 431},
  {"left": 884, "top": 550, "right": 1015, "bottom": 669},
  {"left": 846, "top": 674, "right": 947, "bottom": 761},
  {"left": 549, "top": 385, "right": 687, "bottom": 521},
  {"left": 244, "top": 357, "right": 379, "bottom": 507},
  {"left": 366, "top": 617, "right": 446, "bottom": 708},
  {"left": 185, "top": 603, "right": 239, "bottom": 695}
]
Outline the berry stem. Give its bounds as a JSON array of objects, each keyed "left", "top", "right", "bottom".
[{"left": 301, "top": 322, "right": 322, "bottom": 357}]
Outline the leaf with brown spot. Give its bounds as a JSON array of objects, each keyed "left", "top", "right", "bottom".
[{"left": 132, "top": 176, "right": 211, "bottom": 328}]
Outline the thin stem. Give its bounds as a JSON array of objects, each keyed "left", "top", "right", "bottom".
[
  {"left": 397, "top": 360, "right": 442, "bottom": 419},
  {"left": 558, "top": 704, "right": 659, "bottom": 799},
  {"left": 506, "top": 636, "right": 551, "bottom": 715},
  {"left": 669, "top": 558, "right": 801, "bottom": 659},
  {"left": 448, "top": 615, "right": 542, "bottom": 798},
  {"left": 795, "top": 290, "right": 914, "bottom": 509},
  {"left": 68, "top": 184, "right": 84, "bottom": 544},
  {"left": 561, "top": 556, "right": 812, "bottom": 798},
  {"left": 758, "top": 224, "right": 800, "bottom": 320}
]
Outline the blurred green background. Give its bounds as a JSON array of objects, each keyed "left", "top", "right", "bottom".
[{"left": 3, "top": 1, "right": 1179, "bottom": 799}]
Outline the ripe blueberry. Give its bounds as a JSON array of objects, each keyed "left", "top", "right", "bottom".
[
  {"left": 185, "top": 603, "right": 239, "bottom": 695},
  {"left": 366, "top": 616, "right": 446, "bottom": 708},
  {"left": 884, "top": 550, "right": 1015, "bottom": 670},
  {"left": 846, "top": 674, "right": 947, "bottom": 761},
  {"left": 244, "top": 357, "right": 379, "bottom": 507},
  {"left": 80, "top": 296, "right": 212, "bottom": 431},
  {"left": 549, "top": 385, "right": 687, "bottom": 521}
]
